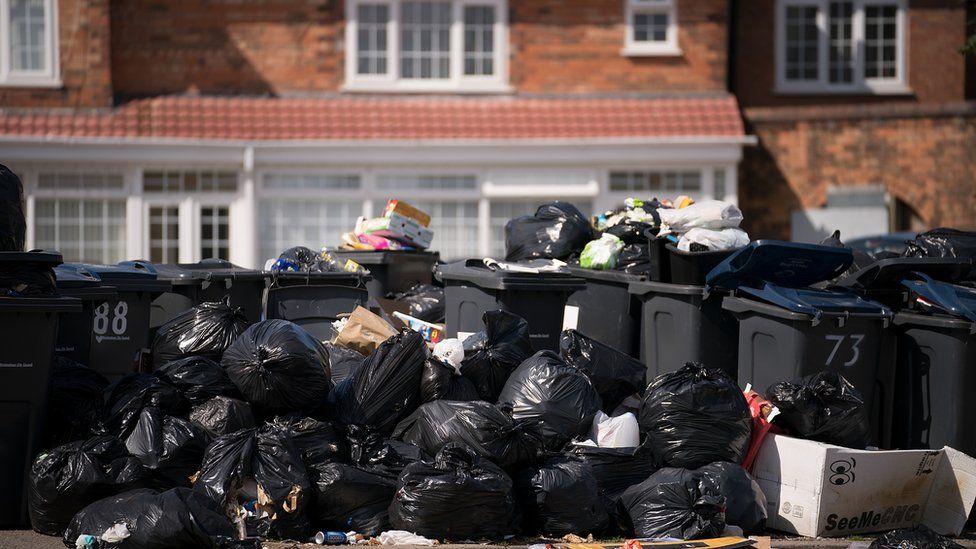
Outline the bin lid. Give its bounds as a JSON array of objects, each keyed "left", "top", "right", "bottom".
[
  {"left": 735, "top": 283, "right": 892, "bottom": 318},
  {"left": 150, "top": 262, "right": 211, "bottom": 286},
  {"left": 0, "top": 295, "right": 82, "bottom": 313},
  {"left": 0, "top": 250, "right": 63, "bottom": 266},
  {"left": 174, "top": 259, "right": 267, "bottom": 282},
  {"left": 55, "top": 264, "right": 118, "bottom": 300},
  {"left": 332, "top": 250, "right": 440, "bottom": 265},
  {"left": 901, "top": 273, "right": 976, "bottom": 323},
  {"left": 568, "top": 265, "right": 645, "bottom": 284},
  {"left": 705, "top": 240, "right": 853, "bottom": 290},
  {"left": 437, "top": 259, "right": 586, "bottom": 292},
  {"left": 837, "top": 257, "right": 973, "bottom": 290},
  {"left": 269, "top": 270, "right": 371, "bottom": 285},
  {"left": 85, "top": 261, "right": 171, "bottom": 293}
]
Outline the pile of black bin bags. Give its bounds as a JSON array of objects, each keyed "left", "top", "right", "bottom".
[{"left": 36, "top": 297, "right": 881, "bottom": 547}]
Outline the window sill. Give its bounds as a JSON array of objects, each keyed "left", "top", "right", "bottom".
[
  {"left": 774, "top": 83, "right": 914, "bottom": 96},
  {"left": 621, "top": 45, "right": 683, "bottom": 57},
  {"left": 342, "top": 81, "right": 514, "bottom": 94},
  {"left": 0, "top": 76, "right": 62, "bottom": 89}
]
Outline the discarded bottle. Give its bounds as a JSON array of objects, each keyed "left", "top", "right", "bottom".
[{"left": 313, "top": 531, "right": 348, "bottom": 545}]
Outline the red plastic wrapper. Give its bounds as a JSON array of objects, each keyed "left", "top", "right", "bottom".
[{"left": 742, "top": 389, "right": 783, "bottom": 472}]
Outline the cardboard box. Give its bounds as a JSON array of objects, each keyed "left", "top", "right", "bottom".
[
  {"left": 360, "top": 213, "right": 434, "bottom": 249},
  {"left": 384, "top": 199, "right": 431, "bottom": 227},
  {"left": 752, "top": 434, "right": 976, "bottom": 538}
]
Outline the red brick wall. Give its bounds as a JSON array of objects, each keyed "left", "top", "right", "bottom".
[
  {"left": 510, "top": 0, "right": 728, "bottom": 93},
  {"left": 738, "top": 104, "right": 976, "bottom": 239},
  {"left": 0, "top": 0, "right": 112, "bottom": 108},
  {"left": 734, "top": 0, "right": 969, "bottom": 108}
]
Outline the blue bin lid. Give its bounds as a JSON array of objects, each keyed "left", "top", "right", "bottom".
[
  {"left": 737, "top": 283, "right": 891, "bottom": 317},
  {"left": 901, "top": 273, "right": 976, "bottom": 322},
  {"left": 838, "top": 257, "right": 972, "bottom": 290},
  {"left": 55, "top": 263, "right": 102, "bottom": 288},
  {"left": 83, "top": 261, "right": 171, "bottom": 293},
  {"left": 706, "top": 240, "right": 853, "bottom": 290}
]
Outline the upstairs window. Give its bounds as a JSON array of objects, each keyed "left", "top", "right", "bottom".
[
  {"left": 0, "top": 0, "right": 59, "bottom": 86},
  {"left": 623, "top": 0, "right": 680, "bottom": 56},
  {"left": 777, "top": 0, "right": 907, "bottom": 94},
  {"left": 345, "top": 0, "right": 508, "bottom": 92}
]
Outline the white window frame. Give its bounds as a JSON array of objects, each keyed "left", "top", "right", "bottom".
[
  {"left": 344, "top": 0, "right": 510, "bottom": 93},
  {"left": 775, "top": 0, "right": 909, "bottom": 95},
  {"left": 0, "top": 0, "right": 60, "bottom": 87},
  {"left": 622, "top": 0, "right": 681, "bottom": 57}
]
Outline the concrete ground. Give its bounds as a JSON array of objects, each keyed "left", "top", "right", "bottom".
[{"left": 4, "top": 531, "right": 976, "bottom": 549}]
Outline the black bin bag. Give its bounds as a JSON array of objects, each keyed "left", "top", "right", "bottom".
[
  {"left": 222, "top": 319, "right": 332, "bottom": 415},
  {"left": 46, "top": 356, "right": 109, "bottom": 447},
  {"left": 420, "top": 357, "right": 480, "bottom": 403},
  {"left": 395, "top": 283, "right": 446, "bottom": 323},
  {"left": 103, "top": 373, "right": 190, "bottom": 437},
  {"left": 190, "top": 396, "right": 256, "bottom": 439},
  {"left": 389, "top": 443, "right": 520, "bottom": 540},
  {"left": 870, "top": 526, "right": 964, "bottom": 549},
  {"left": 460, "top": 310, "right": 534, "bottom": 402},
  {"left": 124, "top": 407, "right": 210, "bottom": 488},
  {"left": 514, "top": 454, "right": 609, "bottom": 537},
  {"left": 269, "top": 414, "right": 349, "bottom": 466},
  {"left": 63, "top": 488, "right": 236, "bottom": 549},
  {"left": 393, "top": 399, "right": 542, "bottom": 469},
  {"left": 152, "top": 299, "right": 249, "bottom": 368},
  {"left": 497, "top": 350, "right": 602, "bottom": 451},
  {"left": 326, "top": 342, "right": 364, "bottom": 384},
  {"left": 904, "top": 228, "right": 976, "bottom": 277},
  {"left": 766, "top": 371, "right": 871, "bottom": 449},
  {"left": 194, "top": 424, "right": 312, "bottom": 540},
  {"left": 619, "top": 467, "right": 726, "bottom": 540},
  {"left": 310, "top": 437, "right": 427, "bottom": 536},
  {"left": 0, "top": 164, "right": 26, "bottom": 252},
  {"left": 505, "top": 201, "right": 594, "bottom": 262},
  {"left": 333, "top": 330, "right": 426, "bottom": 436},
  {"left": 638, "top": 362, "right": 751, "bottom": 468},
  {"left": 697, "top": 461, "right": 766, "bottom": 534},
  {"left": 568, "top": 444, "right": 657, "bottom": 530},
  {"left": 28, "top": 436, "right": 149, "bottom": 536},
  {"left": 559, "top": 329, "right": 646, "bottom": 412},
  {"left": 155, "top": 355, "right": 239, "bottom": 404}
]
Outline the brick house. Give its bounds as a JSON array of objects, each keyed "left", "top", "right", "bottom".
[{"left": 0, "top": 0, "right": 969, "bottom": 267}]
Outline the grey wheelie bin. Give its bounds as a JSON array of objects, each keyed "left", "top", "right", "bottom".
[
  {"left": 265, "top": 270, "right": 371, "bottom": 343},
  {"left": 565, "top": 267, "right": 643, "bottom": 359},
  {"left": 840, "top": 257, "right": 976, "bottom": 454},
  {"left": 84, "top": 262, "right": 171, "bottom": 380},
  {"left": 54, "top": 264, "right": 117, "bottom": 366},
  {"left": 150, "top": 260, "right": 268, "bottom": 327},
  {"left": 438, "top": 259, "right": 585, "bottom": 351},
  {"left": 628, "top": 280, "right": 738, "bottom": 382},
  {"left": 708, "top": 240, "right": 896, "bottom": 447},
  {"left": 0, "top": 251, "right": 81, "bottom": 526},
  {"left": 333, "top": 250, "right": 440, "bottom": 299}
]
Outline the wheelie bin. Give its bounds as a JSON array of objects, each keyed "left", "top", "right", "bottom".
[
  {"left": 84, "top": 262, "right": 171, "bottom": 380},
  {"left": 438, "top": 259, "right": 585, "bottom": 351},
  {"left": 0, "top": 251, "right": 81, "bottom": 526},
  {"left": 707, "top": 240, "right": 896, "bottom": 447},
  {"left": 265, "top": 269, "right": 371, "bottom": 343},
  {"left": 150, "top": 260, "right": 268, "bottom": 326},
  {"left": 564, "top": 268, "right": 643, "bottom": 359},
  {"left": 333, "top": 250, "right": 439, "bottom": 298},
  {"left": 839, "top": 257, "right": 976, "bottom": 454},
  {"left": 53, "top": 264, "right": 117, "bottom": 366}
]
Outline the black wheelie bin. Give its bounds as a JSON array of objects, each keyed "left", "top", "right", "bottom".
[
  {"left": 0, "top": 251, "right": 81, "bottom": 526},
  {"left": 438, "top": 259, "right": 585, "bottom": 351},
  {"left": 333, "top": 250, "right": 439, "bottom": 299},
  {"left": 265, "top": 269, "right": 371, "bottom": 343},
  {"left": 150, "top": 260, "right": 267, "bottom": 327},
  {"left": 564, "top": 268, "right": 643, "bottom": 359},
  {"left": 53, "top": 264, "right": 117, "bottom": 366},
  {"left": 708, "top": 240, "right": 896, "bottom": 447}
]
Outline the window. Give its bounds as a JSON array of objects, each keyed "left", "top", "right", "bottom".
[
  {"left": 34, "top": 199, "right": 126, "bottom": 264},
  {"left": 777, "top": 0, "right": 907, "bottom": 94},
  {"left": 0, "top": 0, "right": 58, "bottom": 86},
  {"left": 345, "top": 0, "right": 508, "bottom": 92},
  {"left": 258, "top": 199, "right": 364, "bottom": 263},
  {"left": 200, "top": 207, "right": 229, "bottom": 260},
  {"left": 149, "top": 206, "right": 180, "bottom": 264},
  {"left": 143, "top": 171, "right": 237, "bottom": 193},
  {"left": 376, "top": 174, "right": 477, "bottom": 190},
  {"left": 623, "top": 0, "right": 679, "bottom": 56},
  {"left": 264, "top": 174, "right": 360, "bottom": 191},
  {"left": 408, "top": 200, "right": 478, "bottom": 260},
  {"left": 37, "top": 172, "right": 124, "bottom": 191},
  {"left": 609, "top": 170, "right": 702, "bottom": 194}
]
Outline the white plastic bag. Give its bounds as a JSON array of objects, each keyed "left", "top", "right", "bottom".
[
  {"left": 433, "top": 338, "right": 464, "bottom": 370},
  {"left": 658, "top": 200, "right": 743, "bottom": 233},
  {"left": 588, "top": 411, "right": 640, "bottom": 448},
  {"left": 677, "top": 227, "right": 750, "bottom": 252},
  {"left": 378, "top": 530, "right": 437, "bottom": 546}
]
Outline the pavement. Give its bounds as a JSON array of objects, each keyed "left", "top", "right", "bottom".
[{"left": 4, "top": 531, "right": 976, "bottom": 549}]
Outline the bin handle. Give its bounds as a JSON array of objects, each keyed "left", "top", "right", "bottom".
[{"left": 126, "top": 260, "right": 153, "bottom": 272}]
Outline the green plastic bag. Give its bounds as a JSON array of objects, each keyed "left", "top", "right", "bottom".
[{"left": 580, "top": 233, "right": 624, "bottom": 270}]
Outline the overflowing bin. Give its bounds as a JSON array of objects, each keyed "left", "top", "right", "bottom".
[
  {"left": 438, "top": 259, "right": 585, "bottom": 351},
  {"left": 83, "top": 262, "right": 171, "bottom": 379},
  {"left": 151, "top": 260, "right": 267, "bottom": 326},
  {"left": 53, "top": 264, "right": 117, "bottom": 366},
  {"left": 0, "top": 251, "right": 81, "bottom": 526},
  {"left": 564, "top": 268, "right": 643, "bottom": 359},
  {"left": 333, "top": 250, "right": 439, "bottom": 298},
  {"left": 707, "top": 241, "right": 896, "bottom": 446},
  {"left": 265, "top": 270, "right": 371, "bottom": 343},
  {"left": 840, "top": 257, "right": 976, "bottom": 454}
]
